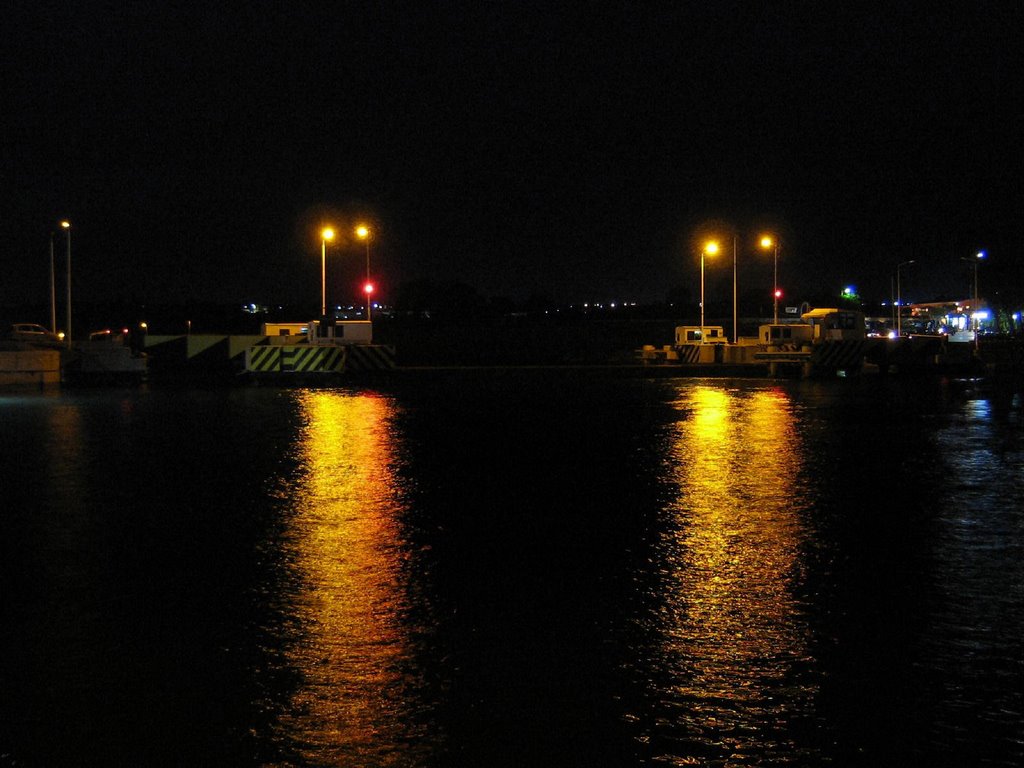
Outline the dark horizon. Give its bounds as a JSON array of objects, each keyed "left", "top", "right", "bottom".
[{"left": 4, "top": 4, "right": 1021, "bottom": 312}]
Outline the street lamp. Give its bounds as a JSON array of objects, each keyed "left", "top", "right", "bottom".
[
  {"left": 961, "top": 250, "right": 985, "bottom": 342},
  {"left": 61, "top": 221, "right": 71, "bottom": 346},
  {"left": 760, "top": 236, "right": 780, "bottom": 324},
  {"left": 320, "top": 227, "right": 335, "bottom": 317},
  {"left": 356, "top": 225, "right": 371, "bottom": 321},
  {"left": 896, "top": 259, "right": 915, "bottom": 337},
  {"left": 700, "top": 240, "right": 719, "bottom": 333},
  {"left": 732, "top": 235, "right": 738, "bottom": 344},
  {"left": 49, "top": 232, "right": 57, "bottom": 334}
]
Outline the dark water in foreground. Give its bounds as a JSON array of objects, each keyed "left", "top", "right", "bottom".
[{"left": 1, "top": 371, "right": 1022, "bottom": 767}]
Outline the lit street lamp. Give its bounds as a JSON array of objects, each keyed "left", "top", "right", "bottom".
[
  {"left": 700, "top": 240, "right": 719, "bottom": 333},
  {"left": 961, "top": 250, "right": 985, "bottom": 343},
  {"left": 61, "top": 221, "right": 71, "bottom": 346},
  {"left": 356, "top": 225, "right": 371, "bottom": 321},
  {"left": 896, "top": 259, "right": 915, "bottom": 337},
  {"left": 732, "top": 235, "right": 738, "bottom": 344},
  {"left": 760, "top": 236, "right": 780, "bottom": 324},
  {"left": 320, "top": 227, "right": 335, "bottom": 317}
]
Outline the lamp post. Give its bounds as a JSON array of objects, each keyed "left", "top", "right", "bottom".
[
  {"left": 700, "top": 240, "right": 719, "bottom": 333},
  {"left": 732, "top": 235, "right": 738, "bottom": 344},
  {"left": 760, "top": 236, "right": 780, "bottom": 324},
  {"left": 896, "top": 259, "right": 915, "bottom": 337},
  {"left": 49, "top": 232, "right": 57, "bottom": 334},
  {"left": 320, "top": 227, "right": 335, "bottom": 317},
  {"left": 356, "top": 225, "right": 371, "bottom": 321},
  {"left": 961, "top": 251, "right": 985, "bottom": 344},
  {"left": 61, "top": 221, "right": 71, "bottom": 346}
]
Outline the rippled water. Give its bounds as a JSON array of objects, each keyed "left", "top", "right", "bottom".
[{"left": 1, "top": 372, "right": 1021, "bottom": 766}]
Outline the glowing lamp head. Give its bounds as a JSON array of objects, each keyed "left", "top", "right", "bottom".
[
  {"left": 321, "top": 227, "right": 335, "bottom": 241},
  {"left": 356, "top": 225, "right": 369, "bottom": 239},
  {"left": 760, "top": 236, "right": 773, "bottom": 249},
  {"left": 363, "top": 282, "right": 374, "bottom": 295},
  {"left": 704, "top": 241, "right": 719, "bottom": 255},
  {"left": 60, "top": 220, "right": 71, "bottom": 229}
]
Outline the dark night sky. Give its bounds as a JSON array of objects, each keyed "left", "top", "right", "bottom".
[{"left": 3, "top": 2, "right": 1022, "bottom": 313}]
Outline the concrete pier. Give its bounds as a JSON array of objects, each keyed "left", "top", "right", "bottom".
[{"left": 0, "top": 349, "right": 62, "bottom": 387}]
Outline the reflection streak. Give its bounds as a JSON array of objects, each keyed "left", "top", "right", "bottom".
[
  {"left": 272, "top": 391, "right": 432, "bottom": 766},
  {"left": 638, "top": 384, "right": 816, "bottom": 763}
]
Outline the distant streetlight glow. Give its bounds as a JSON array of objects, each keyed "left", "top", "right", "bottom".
[
  {"left": 961, "top": 250, "right": 986, "bottom": 346},
  {"left": 320, "top": 227, "right": 335, "bottom": 317},
  {"left": 60, "top": 221, "right": 71, "bottom": 346},
  {"left": 700, "top": 241, "right": 719, "bottom": 334},
  {"left": 760, "top": 235, "right": 780, "bottom": 324},
  {"left": 356, "top": 225, "right": 371, "bottom": 321}
]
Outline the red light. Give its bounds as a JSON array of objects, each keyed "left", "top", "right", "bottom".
[
  {"left": 363, "top": 282, "right": 374, "bottom": 295},
  {"left": 774, "top": 289, "right": 783, "bottom": 299}
]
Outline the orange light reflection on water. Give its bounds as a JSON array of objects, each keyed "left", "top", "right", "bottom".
[
  {"left": 645, "top": 383, "right": 816, "bottom": 761},
  {"left": 273, "top": 390, "right": 432, "bottom": 766}
]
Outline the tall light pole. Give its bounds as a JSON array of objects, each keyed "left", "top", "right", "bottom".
[
  {"left": 760, "top": 236, "right": 780, "bottom": 324},
  {"left": 356, "top": 225, "right": 371, "bottom": 321},
  {"left": 61, "top": 221, "right": 71, "bottom": 346},
  {"left": 961, "top": 250, "right": 985, "bottom": 344},
  {"left": 732, "top": 235, "right": 738, "bottom": 344},
  {"left": 49, "top": 232, "right": 57, "bottom": 334},
  {"left": 896, "top": 259, "right": 915, "bottom": 337},
  {"left": 320, "top": 227, "right": 335, "bottom": 317},
  {"left": 700, "top": 240, "right": 719, "bottom": 333}
]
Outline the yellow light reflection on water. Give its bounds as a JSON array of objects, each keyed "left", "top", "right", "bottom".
[
  {"left": 648, "top": 383, "right": 815, "bottom": 760},
  {"left": 273, "top": 390, "right": 431, "bottom": 765}
]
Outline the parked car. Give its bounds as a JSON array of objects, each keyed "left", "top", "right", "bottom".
[{"left": 3, "top": 323, "right": 65, "bottom": 348}]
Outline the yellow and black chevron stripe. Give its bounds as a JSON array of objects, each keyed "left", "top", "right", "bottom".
[
  {"left": 810, "top": 340, "right": 867, "bottom": 371},
  {"left": 246, "top": 346, "right": 281, "bottom": 372},
  {"left": 245, "top": 345, "right": 347, "bottom": 373},
  {"left": 281, "top": 346, "right": 347, "bottom": 373},
  {"left": 346, "top": 345, "right": 396, "bottom": 370},
  {"left": 674, "top": 344, "right": 701, "bottom": 363}
]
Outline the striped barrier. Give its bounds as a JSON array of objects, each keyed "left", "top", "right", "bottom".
[
  {"left": 674, "top": 344, "right": 701, "bottom": 363},
  {"left": 246, "top": 346, "right": 282, "bottom": 372},
  {"left": 346, "top": 344, "right": 396, "bottom": 371},
  {"left": 245, "top": 345, "right": 346, "bottom": 374},
  {"left": 281, "top": 345, "right": 347, "bottom": 373},
  {"left": 810, "top": 339, "right": 867, "bottom": 374}
]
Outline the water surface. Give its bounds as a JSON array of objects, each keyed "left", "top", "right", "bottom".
[{"left": 1, "top": 372, "right": 1021, "bottom": 766}]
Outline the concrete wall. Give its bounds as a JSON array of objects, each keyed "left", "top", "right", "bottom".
[{"left": 0, "top": 350, "right": 61, "bottom": 387}]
